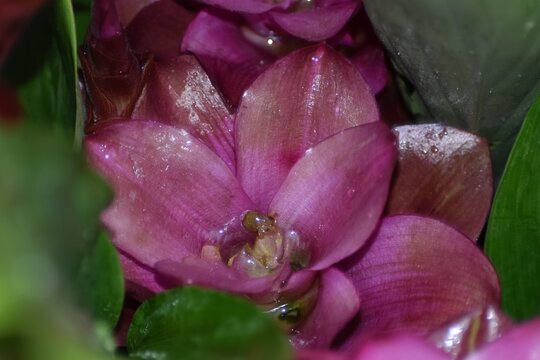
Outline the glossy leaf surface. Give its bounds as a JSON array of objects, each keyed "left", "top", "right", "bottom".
[
  {"left": 485, "top": 95, "right": 540, "bottom": 321},
  {"left": 128, "top": 287, "right": 292, "bottom": 360},
  {"left": 364, "top": 0, "right": 540, "bottom": 174}
]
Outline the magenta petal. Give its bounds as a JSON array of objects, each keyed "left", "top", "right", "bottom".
[
  {"left": 132, "top": 55, "right": 236, "bottom": 171},
  {"left": 296, "top": 350, "right": 346, "bottom": 360},
  {"left": 271, "top": 0, "right": 358, "bottom": 41},
  {"left": 340, "top": 216, "right": 500, "bottom": 348},
  {"left": 352, "top": 335, "right": 450, "bottom": 360},
  {"left": 270, "top": 123, "right": 395, "bottom": 270},
  {"left": 155, "top": 258, "right": 290, "bottom": 295},
  {"left": 114, "top": 0, "right": 157, "bottom": 26},
  {"left": 350, "top": 44, "right": 388, "bottom": 95},
  {"left": 182, "top": 10, "right": 270, "bottom": 107},
  {"left": 387, "top": 125, "right": 493, "bottom": 241},
  {"left": 429, "top": 305, "right": 512, "bottom": 359},
  {"left": 465, "top": 318, "right": 540, "bottom": 360},
  {"left": 91, "top": 0, "right": 122, "bottom": 39},
  {"left": 237, "top": 44, "right": 379, "bottom": 210},
  {"left": 120, "top": 252, "right": 166, "bottom": 302},
  {"left": 125, "top": 0, "right": 194, "bottom": 60},
  {"left": 291, "top": 268, "right": 360, "bottom": 349},
  {"left": 194, "top": 0, "right": 291, "bottom": 13},
  {"left": 85, "top": 121, "right": 254, "bottom": 267}
]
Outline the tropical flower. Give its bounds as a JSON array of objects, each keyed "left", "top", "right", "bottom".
[
  {"left": 85, "top": 41, "right": 396, "bottom": 346},
  {"left": 180, "top": 2, "right": 387, "bottom": 106},
  {"left": 83, "top": 0, "right": 502, "bottom": 350},
  {"left": 298, "top": 306, "right": 540, "bottom": 360}
]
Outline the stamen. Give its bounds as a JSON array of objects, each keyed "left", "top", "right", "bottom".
[{"left": 242, "top": 210, "right": 275, "bottom": 233}]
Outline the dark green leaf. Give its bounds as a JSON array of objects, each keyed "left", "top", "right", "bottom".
[
  {"left": 0, "top": 0, "right": 79, "bottom": 137},
  {"left": 364, "top": 0, "right": 540, "bottom": 176},
  {"left": 485, "top": 95, "right": 540, "bottom": 321},
  {"left": 73, "top": 0, "right": 92, "bottom": 46},
  {"left": 76, "top": 232, "right": 125, "bottom": 331},
  {"left": 128, "top": 287, "right": 293, "bottom": 360}
]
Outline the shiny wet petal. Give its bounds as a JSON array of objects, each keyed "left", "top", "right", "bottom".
[
  {"left": 291, "top": 268, "right": 360, "bottom": 349},
  {"left": 85, "top": 121, "right": 254, "bottom": 269},
  {"left": 271, "top": 0, "right": 358, "bottom": 41},
  {"left": 340, "top": 216, "right": 500, "bottom": 349},
  {"left": 237, "top": 44, "right": 379, "bottom": 211},
  {"left": 132, "top": 55, "right": 236, "bottom": 171},
  {"left": 270, "top": 123, "right": 396, "bottom": 270},
  {"left": 387, "top": 125, "right": 493, "bottom": 241}
]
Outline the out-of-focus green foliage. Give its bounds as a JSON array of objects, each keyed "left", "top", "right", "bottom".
[
  {"left": 76, "top": 232, "right": 125, "bottom": 331},
  {"left": 0, "top": 0, "right": 81, "bottom": 141},
  {"left": 0, "top": 124, "right": 114, "bottom": 358}
]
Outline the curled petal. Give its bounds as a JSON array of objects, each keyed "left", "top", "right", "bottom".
[
  {"left": 182, "top": 10, "right": 270, "bottom": 106},
  {"left": 85, "top": 121, "right": 254, "bottom": 268},
  {"left": 114, "top": 0, "right": 157, "bottom": 26},
  {"left": 194, "top": 0, "right": 292, "bottom": 14},
  {"left": 132, "top": 55, "right": 236, "bottom": 170},
  {"left": 465, "top": 318, "right": 540, "bottom": 360},
  {"left": 387, "top": 125, "right": 493, "bottom": 241},
  {"left": 270, "top": 123, "right": 396, "bottom": 270},
  {"left": 155, "top": 258, "right": 291, "bottom": 295},
  {"left": 429, "top": 305, "right": 512, "bottom": 359},
  {"left": 119, "top": 252, "right": 167, "bottom": 302},
  {"left": 237, "top": 44, "right": 379, "bottom": 210},
  {"left": 350, "top": 44, "right": 388, "bottom": 95},
  {"left": 271, "top": 0, "right": 358, "bottom": 41},
  {"left": 340, "top": 216, "right": 500, "bottom": 348},
  {"left": 125, "top": 0, "right": 194, "bottom": 60},
  {"left": 291, "top": 268, "right": 360, "bottom": 349},
  {"left": 352, "top": 335, "right": 450, "bottom": 360}
]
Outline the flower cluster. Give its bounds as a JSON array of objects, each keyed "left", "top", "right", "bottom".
[{"left": 80, "top": 0, "right": 533, "bottom": 357}]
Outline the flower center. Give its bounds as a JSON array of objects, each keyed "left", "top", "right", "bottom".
[
  {"left": 215, "top": 210, "right": 310, "bottom": 278},
  {"left": 226, "top": 211, "right": 285, "bottom": 277}
]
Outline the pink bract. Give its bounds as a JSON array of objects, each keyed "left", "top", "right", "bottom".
[{"left": 85, "top": 44, "right": 395, "bottom": 346}]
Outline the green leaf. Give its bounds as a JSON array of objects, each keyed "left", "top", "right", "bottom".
[
  {"left": 75, "top": 232, "right": 125, "bottom": 331},
  {"left": 73, "top": 0, "right": 92, "bottom": 46},
  {"left": 0, "top": 124, "right": 113, "bottom": 358},
  {"left": 0, "top": 0, "right": 79, "bottom": 139},
  {"left": 485, "top": 95, "right": 540, "bottom": 321},
  {"left": 364, "top": 0, "right": 540, "bottom": 176},
  {"left": 128, "top": 288, "right": 293, "bottom": 360}
]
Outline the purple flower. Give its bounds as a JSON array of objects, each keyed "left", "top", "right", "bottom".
[
  {"left": 182, "top": 6, "right": 388, "bottom": 106},
  {"left": 86, "top": 43, "right": 395, "bottom": 347},
  {"left": 299, "top": 307, "right": 540, "bottom": 360},
  {"left": 82, "top": 0, "right": 502, "bottom": 349}
]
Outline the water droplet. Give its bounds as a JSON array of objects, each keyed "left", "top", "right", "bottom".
[
  {"left": 311, "top": 55, "right": 320, "bottom": 63},
  {"left": 347, "top": 187, "right": 356, "bottom": 198},
  {"left": 438, "top": 128, "right": 448, "bottom": 139},
  {"left": 430, "top": 145, "right": 439, "bottom": 154}
]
